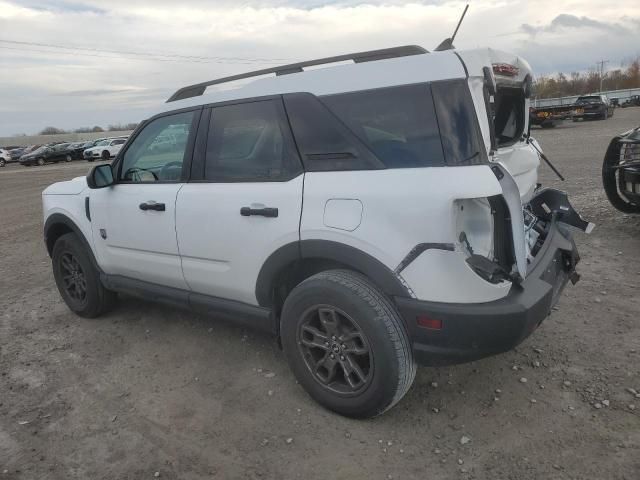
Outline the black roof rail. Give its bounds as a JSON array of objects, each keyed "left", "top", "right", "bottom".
[{"left": 166, "top": 45, "right": 428, "bottom": 103}]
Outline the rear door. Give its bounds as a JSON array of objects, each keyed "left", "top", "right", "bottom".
[
  {"left": 176, "top": 97, "right": 304, "bottom": 306},
  {"left": 89, "top": 108, "right": 201, "bottom": 289}
]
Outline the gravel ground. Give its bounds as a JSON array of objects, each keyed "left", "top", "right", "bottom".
[{"left": 1, "top": 109, "right": 639, "bottom": 480}]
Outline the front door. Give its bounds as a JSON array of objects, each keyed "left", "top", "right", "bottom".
[
  {"left": 90, "top": 109, "right": 200, "bottom": 289},
  {"left": 176, "top": 99, "right": 304, "bottom": 306}
]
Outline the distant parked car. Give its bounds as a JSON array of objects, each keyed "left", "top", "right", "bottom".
[
  {"left": 573, "top": 94, "right": 614, "bottom": 121},
  {"left": 66, "top": 142, "right": 88, "bottom": 160},
  {"left": 0, "top": 148, "right": 9, "bottom": 167},
  {"left": 19, "top": 143, "right": 75, "bottom": 166},
  {"left": 8, "top": 147, "right": 26, "bottom": 161},
  {"left": 621, "top": 95, "right": 640, "bottom": 108},
  {"left": 84, "top": 137, "right": 127, "bottom": 161}
]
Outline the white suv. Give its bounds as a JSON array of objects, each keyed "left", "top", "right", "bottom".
[
  {"left": 83, "top": 137, "right": 127, "bottom": 161},
  {"left": 42, "top": 45, "right": 591, "bottom": 417}
]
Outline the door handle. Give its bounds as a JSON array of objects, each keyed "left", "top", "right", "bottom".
[
  {"left": 139, "top": 201, "right": 166, "bottom": 211},
  {"left": 240, "top": 206, "right": 278, "bottom": 218}
]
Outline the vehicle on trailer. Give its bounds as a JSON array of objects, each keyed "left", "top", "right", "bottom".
[
  {"left": 573, "top": 94, "right": 614, "bottom": 121},
  {"left": 602, "top": 125, "right": 640, "bottom": 213},
  {"left": 20, "top": 143, "right": 75, "bottom": 166},
  {"left": 529, "top": 104, "right": 576, "bottom": 128},
  {"left": 620, "top": 95, "right": 640, "bottom": 108},
  {"left": 83, "top": 137, "right": 127, "bottom": 161},
  {"left": 42, "top": 44, "right": 591, "bottom": 418}
]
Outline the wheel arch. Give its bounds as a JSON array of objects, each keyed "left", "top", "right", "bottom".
[
  {"left": 255, "top": 240, "right": 411, "bottom": 311},
  {"left": 44, "top": 214, "right": 100, "bottom": 271}
]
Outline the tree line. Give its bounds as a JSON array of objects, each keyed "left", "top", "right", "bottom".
[
  {"left": 534, "top": 58, "right": 640, "bottom": 99},
  {"left": 38, "top": 123, "right": 138, "bottom": 135}
]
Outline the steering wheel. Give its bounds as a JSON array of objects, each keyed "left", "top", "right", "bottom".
[
  {"left": 159, "top": 161, "right": 183, "bottom": 180},
  {"left": 124, "top": 167, "right": 158, "bottom": 182}
]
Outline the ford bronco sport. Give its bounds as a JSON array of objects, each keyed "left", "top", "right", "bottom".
[{"left": 42, "top": 45, "right": 591, "bottom": 418}]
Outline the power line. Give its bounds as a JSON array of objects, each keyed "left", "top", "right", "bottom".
[
  {"left": 0, "top": 38, "right": 295, "bottom": 64},
  {"left": 0, "top": 45, "right": 282, "bottom": 65}
]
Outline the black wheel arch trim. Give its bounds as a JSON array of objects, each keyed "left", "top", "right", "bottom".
[
  {"left": 44, "top": 213, "right": 101, "bottom": 272},
  {"left": 255, "top": 239, "right": 411, "bottom": 307}
]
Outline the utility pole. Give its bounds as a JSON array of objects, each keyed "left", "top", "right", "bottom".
[{"left": 596, "top": 60, "right": 609, "bottom": 92}]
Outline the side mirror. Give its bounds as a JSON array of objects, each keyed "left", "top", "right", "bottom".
[{"left": 87, "top": 164, "right": 114, "bottom": 189}]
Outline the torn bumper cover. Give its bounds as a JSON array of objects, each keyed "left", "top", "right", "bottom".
[{"left": 394, "top": 189, "right": 590, "bottom": 366}]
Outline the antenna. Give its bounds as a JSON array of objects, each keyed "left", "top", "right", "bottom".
[{"left": 434, "top": 4, "right": 469, "bottom": 52}]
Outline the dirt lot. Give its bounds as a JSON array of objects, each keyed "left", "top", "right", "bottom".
[{"left": 1, "top": 109, "right": 639, "bottom": 480}]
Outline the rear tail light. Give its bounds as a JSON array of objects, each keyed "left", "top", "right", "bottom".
[{"left": 417, "top": 316, "right": 443, "bottom": 330}]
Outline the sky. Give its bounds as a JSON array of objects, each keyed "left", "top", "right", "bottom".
[{"left": 0, "top": 0, "right": 639, "bottom": 136}]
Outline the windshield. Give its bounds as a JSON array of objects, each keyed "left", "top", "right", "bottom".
[
  {"left": 576, "top": 96, "right": 601, "bottom": 104},
  {"left": 96, "top": 140, "right": 110, "bottom": 146},
  {"left": 31, "top": 146, "right": 48, "bottom": 155}
]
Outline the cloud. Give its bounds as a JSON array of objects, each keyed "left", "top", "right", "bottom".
[
  {"left": 521, "top": 14, "right": 628, "bottom": 36},
  {"left": 0, "top": 0, "right": 639, "bottom": 136}
]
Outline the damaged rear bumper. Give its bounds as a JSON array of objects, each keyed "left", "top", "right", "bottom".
[{"left": 394, "top": 209, "right": 581, "bottom": 366}]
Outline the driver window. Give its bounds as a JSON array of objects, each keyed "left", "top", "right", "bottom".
[{"left": 119, "top": 111, "right": 194, "bottom": 183}]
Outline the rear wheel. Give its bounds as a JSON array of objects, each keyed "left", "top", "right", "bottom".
[
  {"left": 281, "top": 270, "right": 416, "bottom": 418},
  {"left": 65, "top": 154, "right": 72, "bottom": 162},
  {"left": 52, "top": 233, "right": 116, "bottom": 318},
  {"left": 101, "top": 150, "right": 110, "bottom": 161}
]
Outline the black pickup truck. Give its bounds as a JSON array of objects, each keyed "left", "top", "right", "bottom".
[{"left": 573, "top": 94, "right": 614, "bottom": 121}]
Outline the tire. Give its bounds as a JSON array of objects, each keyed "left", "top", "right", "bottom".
[
  {"left": 101, "top": 150, "right": 110, "bottom": 161},
  {"left": 603, "top": 156, "right": 640, "bottom": 214},
  {"left": 280, "top": 270, "right": 416, "bottom": 418},
  {"left": 65, "top": 154, "right": 72, "bottom": 162},
  {"left": 37, "top": 157, "right": 45, "bottom": 166},
  {"left": 0, "top": 159, "right": 5, "bottom": 167},
  {"left": 52, "top": 233, "right": 117, "bottom": 318}
]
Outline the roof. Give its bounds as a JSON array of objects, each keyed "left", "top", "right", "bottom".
[
  {"left": 153, "top": 47, "right": 532, "bottom": 117},
  {"left": 154, "top": 47, "right": 467, "bottom": 115}
]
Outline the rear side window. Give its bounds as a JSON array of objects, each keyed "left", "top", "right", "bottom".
[
  {"left": 205, "top": 99, "right": 302, "bottom": 181},
  {"left": 283, "top": 93, "right": 383, "bottom": 172},
  {"left": 322, "top": 84, "right": 446, "bottom": 168},
  {"left": 431, "top": 80, "right": 487, "bottom": 164}
]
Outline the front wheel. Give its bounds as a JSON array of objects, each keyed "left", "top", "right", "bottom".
[
  {"left": 281, "top": 270, "right": 416, "bottom": 418},
  {"left": 101, "top": 150, "right": 110, "bottom": 161},
  {"left": 65, "top": 154, "right": 72, "bottom": 162},
  {"left": 0, "top": 159, "right": 5, "bottom": 167},
  {"left": 37, "top": 157, "right": 45, "bottom": 166},
  {"left": 52, "top": 233, "right": 117, "bottom": 318}
]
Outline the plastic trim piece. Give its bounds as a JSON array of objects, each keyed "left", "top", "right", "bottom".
[
  {"left": 254, "top": 240, "right": 411, "bottom": 307},
  {"left": 101, "top": 274, "right": 276, "bottom": 334},
  {"left": 394, "top": 243, "right": 455, "bottom": 274}
]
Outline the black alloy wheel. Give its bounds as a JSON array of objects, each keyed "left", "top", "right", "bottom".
[
  {"left": 59, "top": 252, "right": 87, "bottom": 304},
  {"left": 298, "top": 305, "right": 372, "bottom": 395}
]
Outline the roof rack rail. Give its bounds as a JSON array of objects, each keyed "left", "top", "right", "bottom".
[{"left": 166, "top": 45, "right": 428, "bottom": 103}]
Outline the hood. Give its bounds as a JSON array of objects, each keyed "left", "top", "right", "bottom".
[{"left": 42, "top": 176, "right": 88, "bottom": 195}]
